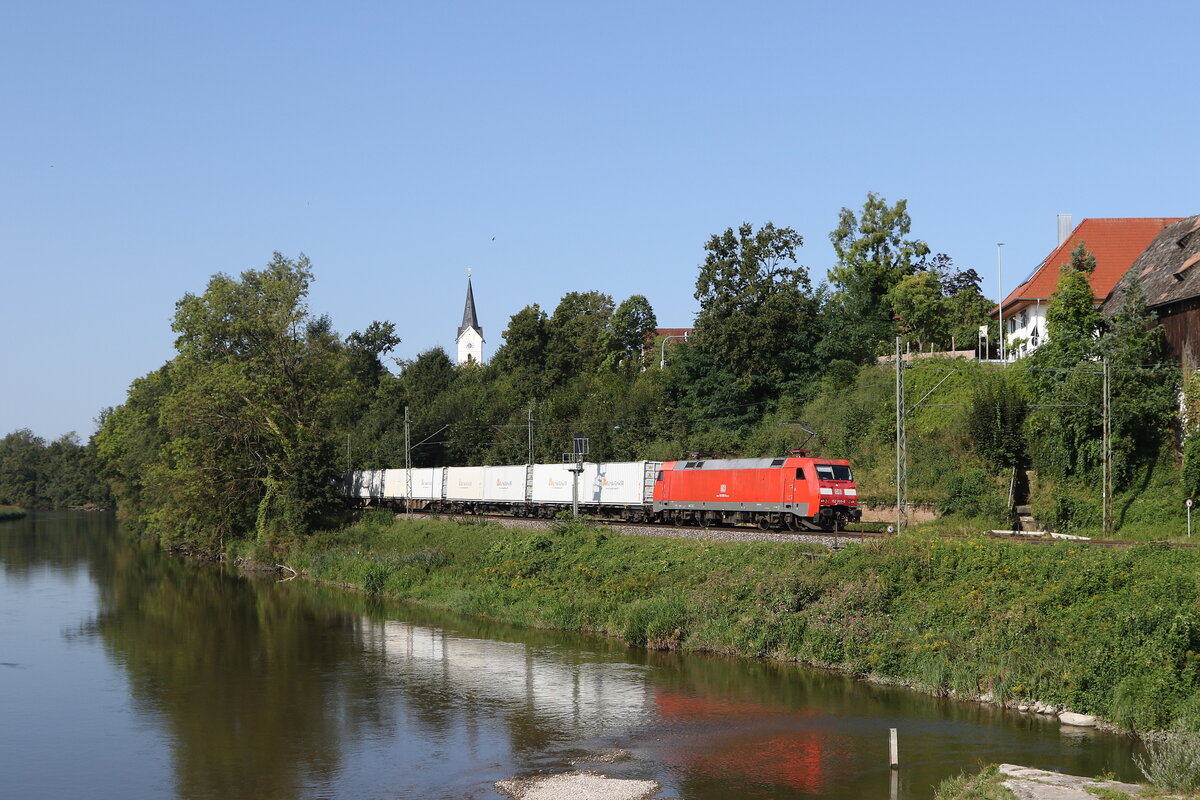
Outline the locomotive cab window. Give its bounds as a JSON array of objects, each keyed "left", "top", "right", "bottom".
[
  {"left": 656, "top": 470, "right": 664, "bottom": 482},
  {"left": 795, "top": 468, "right": 805, "bottom": 480},
  {"left": 816, "top": 465, "right": 853, "bottom": 481}
]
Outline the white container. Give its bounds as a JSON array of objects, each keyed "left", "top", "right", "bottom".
[
  {"left": 408, "top": 467, "right": 443, "bottom": 501},
  {"left": 531, "top": 463, "right": 578, "bottom": 504},
  {"left": 382, "top": 468, "right": 408, "bottom": 500},
  {"left": 346, "top": 470, "right": 387, "bottom": 500},
  {"left": 589, "top": 461, "right": 651, "bottom": 506},
  {"left": 484, "top": 465, "right": 530, "bottom": 503},
  {"left": 445, "top": 466, "right": 486, "bottom": 501},
  {"left": 531, "top": 462, "right": 651, "bottom": 507}
]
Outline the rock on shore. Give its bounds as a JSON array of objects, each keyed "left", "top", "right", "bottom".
[
  {"left": 998, "top": 764, "right": 1143, "bottom": 799},
  {"left": 495, "top": 772, "right": 662, "bottom": 800}
]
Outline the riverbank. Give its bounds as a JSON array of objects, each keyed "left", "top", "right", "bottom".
[
  {"left": 269, "top": 512, "right": 1200, "bottom": 735},
  {"left": 935, "top": 764, "right": 1160, "bottom": 799},
  {"left": 0, "top": 506, "right": 26, "bottom": 522}
]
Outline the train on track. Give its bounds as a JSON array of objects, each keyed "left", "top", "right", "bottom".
[{"left": 344, "top": 454, "right": 861, "bottom": 531}]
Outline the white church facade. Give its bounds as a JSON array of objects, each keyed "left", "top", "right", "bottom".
[{"left": 456, "top": 273, "right": 484, "bottom": 364}]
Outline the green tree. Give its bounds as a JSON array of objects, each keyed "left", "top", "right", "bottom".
[
  {"left": 94, "top": 367, "right": 173, "bottom": 524},
  {"left": 345, "top": 320, "right": 401, "bottom": 388},
  {"left": 888, "top": 270, "right": 947, "bottom": 349},
  {"left": 141, "top": 253, "right": 354, "bottom": 551},
  {"left": 604, "top": 294, "right": 657, "bottom": 369},
  {"left": 825, "top": 192, "right": 930, "bottom": 361},
  {"left": 545, "top": 291, "right": 614, "bottom": 382},
  {"left": 693, "top": 222, "right": 820, "bottom": 387},
  {"left": 0, "top": 429, "right": 44, "bottom": 507},
  {"left": 968, "top": 371, "right": 1028, "bottom": 469},
  {"left": 490, "top": 304, "right": 550, "bottom": 395},
  {"left": 941, "top": 265, "right": 993, "bottom": 352},
  {"left": 1045, "top": 243, "right": 1101, "bottom": 350},
  {"left": 1102, "top": 280, "right": 1177, "bottom": 487}
]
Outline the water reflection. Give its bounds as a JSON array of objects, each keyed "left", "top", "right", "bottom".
[
  {"left": 0, "top": 510, "right": 118, "bottom": 579},
  {"left": 362, "top": 619, "right": 652, "bottom": 744},
  {"left": 91, "top": 545, "right": 389, "bottom": 799}
]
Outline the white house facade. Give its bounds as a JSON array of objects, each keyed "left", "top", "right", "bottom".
[{"left": 991, "top": 216, "right": 1179, "bottom": 360}]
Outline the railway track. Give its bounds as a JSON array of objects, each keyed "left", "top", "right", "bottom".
[{"left": 391, "top": 510, "right": 1196, "bottom": 550}]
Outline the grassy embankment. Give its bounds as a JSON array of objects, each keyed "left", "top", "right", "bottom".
[
  {"left": 776, "top": 358, "right": 1190, "bottom": 540},
  {"left": 271, "top": 511, "right": 1200, "bottom": 733},
  {"left": 0, "top": 505, "right": 26, "bottom": 522}
]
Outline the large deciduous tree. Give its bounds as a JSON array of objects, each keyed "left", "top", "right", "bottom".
[
  {"left": 490, "top": 304, "right": 550, "bottom": 394},
  {"left": 681, "top": 222, "right": 822, "bottom": 426},
  {"left": 545, "top": 291, "right": 614, "bottom": 382},
  {"left": 115, "top": 253, "right": 355, "bottom": 551},
  {"left": 824, "top": 192, "right": 930, "bottom": 362},
  {"left": 604, "top": 294, "right": 657, "bottom": 370}
]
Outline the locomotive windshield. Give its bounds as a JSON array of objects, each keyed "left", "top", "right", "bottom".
[{"left": 815, "top": 464, "right": 853, "bottom": 481}]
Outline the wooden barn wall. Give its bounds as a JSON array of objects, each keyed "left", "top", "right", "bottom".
[{"left": 1154, "top": 297, "right": 1200, "bottom": 375}]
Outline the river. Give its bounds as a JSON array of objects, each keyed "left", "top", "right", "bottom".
[{"left": 0, "top": 511, "right": 1143, "bottom": 799}]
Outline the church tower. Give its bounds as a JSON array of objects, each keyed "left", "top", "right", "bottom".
[{"left": 456, "top": 271, "right": 484, "bottom": 364}]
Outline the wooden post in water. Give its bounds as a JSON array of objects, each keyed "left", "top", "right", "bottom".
[{"left": 889, "top": 728, "right": 899, "bottom": 769}]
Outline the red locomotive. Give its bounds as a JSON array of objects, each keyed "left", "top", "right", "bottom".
[{"left": 653, "top": 455, "right": 860, "bottom": 531}]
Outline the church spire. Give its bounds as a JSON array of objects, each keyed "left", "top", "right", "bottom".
[
  {"left": 456, "top": 269, "right": 484, "bottom": 364},
  {"left": 458, "top": 270, "right": 481, "bottom": 337}
]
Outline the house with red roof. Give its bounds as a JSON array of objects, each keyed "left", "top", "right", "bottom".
[
  {"left": 991, "top": 216, "right": 1181, "bottom": 359},
  {"left": 1104, "top": 215, "right": 1200, "bottom": 372}
]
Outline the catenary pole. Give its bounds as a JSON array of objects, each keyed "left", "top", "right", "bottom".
[
  {"left": 404, "top": 406, "right": 411, "bottom": 514},
  {"left": 895, "top": 337, "right": 907, "bottom": 534},
  {"left": 1102, "top": 358, "right": 1112, "bottom": 537}
]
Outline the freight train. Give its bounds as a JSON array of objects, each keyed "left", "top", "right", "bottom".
[{"left": 344, "top": 454, "right": 861, "bottom": 531}]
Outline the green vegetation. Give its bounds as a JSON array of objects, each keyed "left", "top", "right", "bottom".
[
  {"left": 0, "top": 429, "right": 109, "bottom": 509},
  {"left": 932, "top": 766, "right": 1014, "bottom": 800},
  {"left": 93, "top": 254, "right": 383, "bottom": 552},
  {"left": 280, "top": 514, "right": 1200, "bottom": 734},
  {"left": 0, "top": 505, "right": 27, "bottom": 521},
  {"left": 1136, "top": 730, "right": 1200, "bottom": 794}
]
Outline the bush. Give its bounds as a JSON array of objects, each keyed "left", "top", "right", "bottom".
[
  {"left": 941, "top": 469, "right": 988, "bottom": 516},
  {"left": 1030, "top": 484, "right": 1100, "bottom": 533},
  {"left": 1184, "top": 437, "right": 1200, "bottom": 501},
  {"left": 1135, "top": 730, "right": 1200, "bottom": 793}
]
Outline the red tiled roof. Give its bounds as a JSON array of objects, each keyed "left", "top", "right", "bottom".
[
  {"left": 655, "top": 328, "right": 693, "bottom": 338},
  {"left": 993, "top": 218, "right": 1183, "bottom": 317}
]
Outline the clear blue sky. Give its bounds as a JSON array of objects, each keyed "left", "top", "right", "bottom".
[{"left": 2, "top": 1, "right": 1194, "bottom": 440}]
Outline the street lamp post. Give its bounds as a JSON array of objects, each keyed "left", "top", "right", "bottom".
[
  {"left": 659, "top": 333, "right": 689, "bottom": 369},
  {"left": 997, "top": 243, "right": 1005, "bottom": 363}
]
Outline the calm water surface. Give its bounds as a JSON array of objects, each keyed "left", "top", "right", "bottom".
[{"left": 0, "top": 512, "right": 1143, "bottom": 799}]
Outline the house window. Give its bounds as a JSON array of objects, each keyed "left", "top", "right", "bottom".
[{"left": 1019, "top": 309, "right": 1028, "bottom": 328}]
